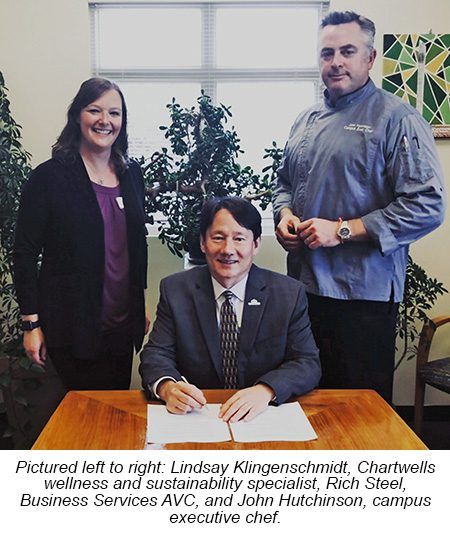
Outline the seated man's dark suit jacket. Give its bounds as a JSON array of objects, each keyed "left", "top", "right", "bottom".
[{"left": 140, "top": 264, "right": 321, "bottom": 404}]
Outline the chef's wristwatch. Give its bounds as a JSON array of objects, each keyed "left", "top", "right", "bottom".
[{"left": 337, "top": 220, "right": 352, "bottom": 243}]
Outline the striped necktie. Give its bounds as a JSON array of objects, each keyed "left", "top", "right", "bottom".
[{"left": 220, "top": 290, "right": 239, "bottom": 388}]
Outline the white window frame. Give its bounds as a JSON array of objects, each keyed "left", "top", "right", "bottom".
[{"left": 90, "top": 1, "right": 328, "bottom": 102}]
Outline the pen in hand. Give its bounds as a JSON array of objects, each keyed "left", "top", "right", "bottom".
[{"left": 180, "top": 376, "right": 209, "bottom": 411}]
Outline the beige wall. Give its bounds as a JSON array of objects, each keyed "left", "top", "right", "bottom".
[
  {"left": 1, "top": 0, "right": 449, "bottom": 404},
  {"left": 0, "top": 0, "right": 91, "bottom": 165}
]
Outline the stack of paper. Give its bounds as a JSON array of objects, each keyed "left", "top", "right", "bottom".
[
  {"left": 147, "top": 404, "right": 230, "bottom": 443},
  {"left": 146, "top": 402, "right": 317, "bottom": 444}
]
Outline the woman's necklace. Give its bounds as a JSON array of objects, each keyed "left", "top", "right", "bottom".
[{"left": 83, "top": 159, "right": 117, "bottom": 187}]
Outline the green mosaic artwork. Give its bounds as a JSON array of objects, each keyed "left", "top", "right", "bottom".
[{"left": 382, "top": 34, "right": 450, "bottom": 137}]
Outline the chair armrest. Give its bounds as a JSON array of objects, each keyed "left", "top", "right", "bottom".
[
  {"left": 416, "top": 315, "right": 450, "bottom": 370},
  {"left": 430, "top": 315, "right": 450, "bottom": 329}
]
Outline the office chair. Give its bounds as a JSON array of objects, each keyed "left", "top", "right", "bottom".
[{"left": 414, "top": 315, "right": 450, "bottom": 435}]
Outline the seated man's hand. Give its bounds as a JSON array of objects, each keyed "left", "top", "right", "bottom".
[
  {"left": 219, "top": 384, "right": 275, "bottom": 423},
  {"left": 158, "top": 380, "right": 206, "bottom": 414}
]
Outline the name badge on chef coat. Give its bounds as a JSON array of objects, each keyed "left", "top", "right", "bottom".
[{"left": 116, "top": 197, "right": 124, "bottom": 209}]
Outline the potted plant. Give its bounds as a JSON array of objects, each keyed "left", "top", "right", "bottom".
[
  {"left": 395, "top": 257, "right": 447, "bottom": 368},
  {"left": 142, "top": 92, "right": 271, "bottom": 262},
  {"left": 0, "top": 70, "right": 32, "bottom": 445},
  {"left": 0, "top": 72, "right": 64, "bottom": 448}
]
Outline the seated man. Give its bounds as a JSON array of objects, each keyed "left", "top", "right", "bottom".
[{"left": 139, "top": 196, "right": 320, "bottom": 422}]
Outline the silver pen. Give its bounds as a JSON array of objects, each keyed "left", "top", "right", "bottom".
[
  {"left": 402, "top": 135, "right": 409, "bottom": 153},
  {"left": 180, "top": 376, "right": 209, "bottom": 411}
]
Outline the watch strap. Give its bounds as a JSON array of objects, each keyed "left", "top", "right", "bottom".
[{"left": 21, "top": 320, "right": 40, "bottom": 331}]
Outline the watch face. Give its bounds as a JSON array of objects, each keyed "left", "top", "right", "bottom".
[{"left": 340, "top": 227, "right": 350, "bottom": 237}]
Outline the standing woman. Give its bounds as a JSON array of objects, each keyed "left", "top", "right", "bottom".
[{"left": 13, "top": 78, "right": 149, "bottom": 390}]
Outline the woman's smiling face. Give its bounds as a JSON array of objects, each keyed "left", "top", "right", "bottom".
[{"left": 78, "top": 89, "right": 122, "bottom": 152}]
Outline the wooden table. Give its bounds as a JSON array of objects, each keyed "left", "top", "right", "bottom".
[{"left": 32, "top": 388, "right": 427, "bottom": 450}]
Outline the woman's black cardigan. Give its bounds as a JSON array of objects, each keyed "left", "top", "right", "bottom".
[{"left": 13, "top": 154, "right": 147, "bottom": 358}]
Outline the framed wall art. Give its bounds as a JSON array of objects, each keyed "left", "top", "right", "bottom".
[{"left": 382, "top": 33, "right": 450, "bottom": 138}]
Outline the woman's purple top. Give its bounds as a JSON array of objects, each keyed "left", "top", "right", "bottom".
[{"left": 91, "top": 182, "right": 130, "bottom": 330}]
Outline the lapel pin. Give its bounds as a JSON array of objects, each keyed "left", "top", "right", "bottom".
[{"left": 248, "top": 298, "right": 261, "bottom": 306}]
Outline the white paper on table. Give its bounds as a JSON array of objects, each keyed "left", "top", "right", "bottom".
[
  {"left": 229, "top": 402, "right": 317, "bottom": 442},
  {"left": 146, "top": 403, "right": 231, "bottom": 443}
]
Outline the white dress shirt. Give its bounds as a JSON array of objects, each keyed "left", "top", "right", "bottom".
[
  {"left": 211, "top": 274, "right": 248, "bottom": 328},
  {"left": 152, "top": 273, "right": 249, "bottom": 397}
]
